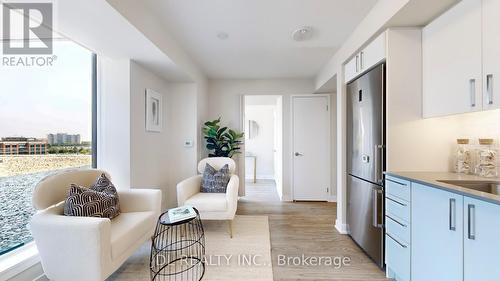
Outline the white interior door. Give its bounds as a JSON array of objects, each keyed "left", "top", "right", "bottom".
[{"left": 292, "top": 96, "right": 330, "bottom": 201}]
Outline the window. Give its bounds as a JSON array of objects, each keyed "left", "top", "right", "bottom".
[{"left": 0, "top": 40, "right": 96, "bottom": 255}]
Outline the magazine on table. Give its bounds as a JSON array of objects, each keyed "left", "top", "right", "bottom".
[{"left": 166, "top": 205, "right": 197, "bottom": 223}]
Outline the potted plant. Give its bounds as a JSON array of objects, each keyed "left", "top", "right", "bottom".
[{"left": 203, "top": 118, "right": 244, "bottom": 158}]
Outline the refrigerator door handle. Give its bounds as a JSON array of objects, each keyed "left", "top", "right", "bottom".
[
  {"left": 372, "top": 187, "right": 383, "bottom": 228},
  {"left": 374, "top": 144, "right": 384, "bottom": 185}
]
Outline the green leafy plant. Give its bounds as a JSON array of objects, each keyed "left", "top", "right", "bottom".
[{"left": 203, "top": 118, "right": 244, "bottom": 158}]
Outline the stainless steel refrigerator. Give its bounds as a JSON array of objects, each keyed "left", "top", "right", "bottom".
[{"left": 346, "top": 63, "right": 385, "bottom": 268}]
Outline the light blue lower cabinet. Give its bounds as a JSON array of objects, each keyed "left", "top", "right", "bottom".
[
  {"left": 385, "top": 232, "right": 410, "bottom": 281},
  {"left": 386, "top": 176, "right": 500, "bottom": 280},
  {"left": 411, "top": 182, "right": 463, "bottom": 281},
  {"left": 463, "top": 197, "right": 500, "bottom": 281},
  {"left": 385, "top": 177, "right": 411, "bottom": 281}
]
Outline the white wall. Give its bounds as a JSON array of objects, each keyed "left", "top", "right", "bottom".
[
  {"left": 98, "top": 59, "right": 199, "bottom": 209},
  {"left": 98, "top": 58, "right": 131, "bottom": 189},
  {"left": 207, "top": 78, "right": 337, "bottom": 201},
  {"left": 129, "top": 61, "right": 171, "bottom": 207},
  {"left": 274, "top": 96, "right": 284, "bottom": 199},
  {"left": 245, "top": 104, "right": 276, "bottom": 179},
  {"left": 130, "top": 63, "right": 199, "bottom": 209},
  {"left": 166, "top": 82, "right": 198, "bottom": 208}
]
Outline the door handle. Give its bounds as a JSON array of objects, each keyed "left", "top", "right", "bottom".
[
  {"left": 372, "top": 187, "right": 383, "bottom": 228},
  {"left": 449, "top": 198, "right": 456, "bottom": 231},
  {"left": 468, "top": 204, "right": 476, "bottom": 240},
  {"left": 487, "top": 74, "right": 494, "bottom": 105},
  {"left": 470, "top": 79, "right": 476, "bottom": 107},
  {"left": 374, "top": 144, "right": 384, "bottom": 185},
  {"left": 294, "top": 152, "right": 303, "bottom": 156}
]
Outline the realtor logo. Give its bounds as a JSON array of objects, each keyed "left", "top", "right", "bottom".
[{"left": 2, "top": 2, "right": 53, "bottom": 54}]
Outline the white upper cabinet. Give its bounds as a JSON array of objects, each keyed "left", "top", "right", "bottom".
[
  {"left": 361, "top": 33, "right": 386, "bottom": 72},
  {"left": 423, "top": 0, "right": 482, "bottom": 118},
  {"left": 482, "top": 0, "right": 500, "bottom": 110},
  {"left": 344, "top": 32, "right": 386, "bottom": 84},
  {"left": 344, "top": 54, "right": 359, "bottom": 84}
]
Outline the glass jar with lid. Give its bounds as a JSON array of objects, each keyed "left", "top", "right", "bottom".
[
  {"left": 455, "top": 138, "right": 473, "bottom": 174},
  {"left": 474, "top": 138, "right": 498, "bottom": 178}
]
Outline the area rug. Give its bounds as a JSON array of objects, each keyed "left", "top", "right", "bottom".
[{"left": 107, "top": 215, "right": 273, "bottom": 281}]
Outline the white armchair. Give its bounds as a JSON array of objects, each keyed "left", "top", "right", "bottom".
[
  {"left": 30, "top": 169, "right": 162, "bottom": 281},
  {"left": 177, "top": 157, "right": 239, "bottom": 237}
]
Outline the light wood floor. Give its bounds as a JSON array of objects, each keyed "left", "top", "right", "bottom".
[{"left": 239, "top": 180, "right": 387, "bottom": 281}]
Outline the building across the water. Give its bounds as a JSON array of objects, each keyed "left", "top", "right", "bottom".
[
  {"left": 47, "top": 133, "right": 81, "bottom": 145},
  {"left": 0, "top": 137, "right": 48, "bottom": 155}
]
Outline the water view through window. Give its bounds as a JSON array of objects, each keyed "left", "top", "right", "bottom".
[{"left": 0, "top": 40, "right": 94, "bottom": 255}]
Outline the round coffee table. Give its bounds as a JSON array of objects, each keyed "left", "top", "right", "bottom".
[{"left": 150, "top": 208, "right": 205, "bottom": 281}]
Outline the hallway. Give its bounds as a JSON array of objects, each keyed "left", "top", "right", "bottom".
[{"left": 238, "top": 181, "right": 386, "bottom": 280}]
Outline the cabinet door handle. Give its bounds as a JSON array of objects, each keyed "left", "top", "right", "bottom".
[
  {"left": 386, "top": 178, "right": 407, "bottom": 186},
  {"left": 387, "top": 215, "right": 407, "bottom": 228},
  {"left": 355, "top": 55, "right": 359, "bottom": 72},
  {"left": 387, "top": 233, "right": 407, "bottom": 248},
  {"left": 487, "top": 74, "right": 494, "bottom": 105},
  {"left": 470, "top": 79, "right": 476, "bottom": 107},
  {"left": 468, "top": 204, "right": 476, "bottom": 240},
  {"left": 386, "top": 196, "right": 407, "bottom": 207},
  {"left": 360, "top": 51, "right": 364, "bottom": 70},
  {"left": 449, "top": 198, "right": 456, "bottom": 231}
]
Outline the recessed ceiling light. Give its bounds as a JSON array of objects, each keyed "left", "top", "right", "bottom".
[
  {"left": 292, "top": 26, "right": 313, "bottom": 41},
  {"left": 217, "top": 32, "right": 229, "bottom": 40}
]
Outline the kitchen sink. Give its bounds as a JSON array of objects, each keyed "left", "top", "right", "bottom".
[{"left": 437, "top": 180, "right": 500, "bottom": 195}]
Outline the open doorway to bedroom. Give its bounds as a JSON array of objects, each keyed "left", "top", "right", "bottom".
[{"left": 243, "top": 95, "right": 283, "bottom": 202}]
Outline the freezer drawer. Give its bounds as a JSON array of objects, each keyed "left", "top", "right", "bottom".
[{"left": 347, "top": 175, "right": 384, "bottom": 267}]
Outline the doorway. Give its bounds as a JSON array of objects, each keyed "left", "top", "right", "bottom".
[{"left": 243, "top": 95, "right": 283, "bottom": 201}]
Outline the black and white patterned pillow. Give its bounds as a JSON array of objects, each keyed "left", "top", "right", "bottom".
[
  {"left": 92, "top": 173, "right": 119, "bottom": 198},
  {"left": 200, "top": 163, "right": 231, "bottom": 193},
  {"left": 63, "top": 173, "right": 120, "bottom": 219}
]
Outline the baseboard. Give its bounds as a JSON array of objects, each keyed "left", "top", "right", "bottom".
[{"left": 335, "top": 219, "right": 348, "bottom": 234}]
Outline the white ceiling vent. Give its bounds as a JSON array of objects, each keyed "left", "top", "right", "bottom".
[{"left": 292, "top": 26, "right": 313, "bottom": 41}]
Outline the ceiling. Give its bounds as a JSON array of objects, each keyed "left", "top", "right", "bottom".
[{"left": 142, "top": 0, "right": 378, "bottom": 80}]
